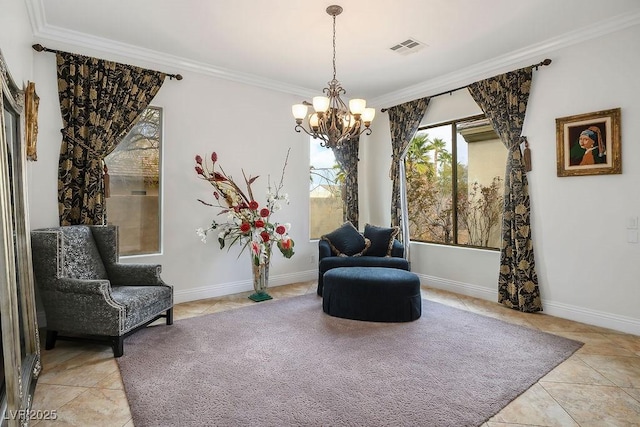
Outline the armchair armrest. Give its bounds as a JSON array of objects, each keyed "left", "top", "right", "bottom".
[
  {"left": 107, "top": 263, "right": 165, "bottom": 286},
  {"left": 55, "top": 278, "right": 111, "bottom": 295},
  {"left": 391, "top": 239, "right": 405, "bottom": 258},
  {"left": 318, "top": 239, "right": 333, "bottom": 260}
]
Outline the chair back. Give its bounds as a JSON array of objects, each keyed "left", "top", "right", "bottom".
[
  {"left": 58, "top": 225, "right": 107, "bottom": 280},
  {"left": 58, "top": 226, "right": 108, "bottom": 280}
]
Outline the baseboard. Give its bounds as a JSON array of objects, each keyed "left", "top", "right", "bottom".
[
  {"left": 173, "top": 269, "right": 317, "bottom": 304},
  {"left": 418, "top": 274, "right": 640, "bottom": 336},
  {"left": 542, "top": 300, "right": 640, "bottom": 336},
  {"left": 418, "top": 274, "right": 498, "bottom": 301}
]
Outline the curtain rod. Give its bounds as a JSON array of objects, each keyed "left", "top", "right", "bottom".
[
  {"left": 32, "top": 44, "right": 183, "bottom": 81},
  {"left": 381, "top": 58, "right": 551, "bottom": 112}
]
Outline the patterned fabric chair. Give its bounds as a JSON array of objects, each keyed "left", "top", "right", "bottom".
[{"left": 31, "top": 225, "right": 173, "bottom": 357}]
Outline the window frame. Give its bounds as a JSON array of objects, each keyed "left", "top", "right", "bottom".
[{"left": 407, "top": 113, "right": 502, "bottom": 251}]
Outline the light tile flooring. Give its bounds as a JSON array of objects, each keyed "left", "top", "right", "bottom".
[{"left": 31, "top": 281, "right": 640, "bottom": 426}]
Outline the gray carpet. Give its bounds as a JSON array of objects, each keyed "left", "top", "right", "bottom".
[{"left": 117, "top": 294, "right": 583, "bottom": 427}]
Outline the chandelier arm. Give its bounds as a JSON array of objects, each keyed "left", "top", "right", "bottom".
[{"left": 294, "top": 124, "right": 315, "bottom": 138}]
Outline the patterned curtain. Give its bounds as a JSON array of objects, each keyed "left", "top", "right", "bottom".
[
  {"left": 388, "top": 97, "right": 430, "bottom": 229},
  {"left": 56, "top": 51, "right": 166, "bottom": 225},
  {"left": 467, "top": 66, "right": 542, "bottom": 313},
  {"left": 332, "top": 136, "right": 360, "bottom": 229}
]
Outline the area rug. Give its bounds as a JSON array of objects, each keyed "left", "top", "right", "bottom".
[{"left": 117, "top": 294, "right": 583, "bottom": 427}]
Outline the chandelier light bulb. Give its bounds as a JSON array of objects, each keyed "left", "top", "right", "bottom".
[
  {"left": 292, "top": 104, "right": 308, "bottom": 121},
  {"left": 348, "top": 99, "right": 366, "bottom": 116},
  {"left": 309, "top": 113, "right": 320, "bottom": 129},
  {"left": 362, "top": 107, "right": 376, "bottom": 124},
  {"left": 312, "top": 96, "right": 330, "bottom": 113}
]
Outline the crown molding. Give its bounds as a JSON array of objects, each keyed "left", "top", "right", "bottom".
[
  {"left": 26, "top": 0, "right": 317, "bottom": 99},
  {"left": 370, "top": 9, "right": 640, "bottom": 108},
  {"left": 26, "top": 0, "right": 640, "bottom": 106}
]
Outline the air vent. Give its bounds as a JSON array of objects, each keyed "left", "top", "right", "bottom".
[{"left": 389, "top": 38, "right": 426, "bottom": 55}]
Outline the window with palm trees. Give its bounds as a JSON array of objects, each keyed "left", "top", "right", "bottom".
[{"left": 405, "top": 115, "right": 507, "bottom": 249}]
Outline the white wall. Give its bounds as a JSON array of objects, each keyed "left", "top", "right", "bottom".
[
  {"left": 363, "top": 25, "right": 640, "bottom": 334},
  {"left": 27, "top": 44, "right": 318, "bottom": 304},
  {"left": 0, "top": 0, "right": 33, "bottom": 87}
]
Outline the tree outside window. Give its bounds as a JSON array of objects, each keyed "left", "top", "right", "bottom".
[{"left": 405, "top": 116, "right": 506, "bottom": 249}]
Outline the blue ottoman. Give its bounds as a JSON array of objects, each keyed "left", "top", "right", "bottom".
[{"left": 322, "top": 266, "right": 421, "bottom": 322}]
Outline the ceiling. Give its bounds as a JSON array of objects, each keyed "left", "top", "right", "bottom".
[{"left": 27, "top": 0, "right": 640, "bottom": 106}]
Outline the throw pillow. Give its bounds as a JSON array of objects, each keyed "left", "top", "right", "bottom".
[
  {"left": 321, "top": 221, "right": 370, "bottom": 257},
  {"left": 363, "top": 224, "right": 399, "bottom": 257}
]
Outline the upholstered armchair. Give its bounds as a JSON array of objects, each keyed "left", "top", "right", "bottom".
[
  {"left": 317, "top": 222, "right": 409, "bottom": 296},
  {"left": 31, "top": 225, "right": 173, "bottom": 357}
]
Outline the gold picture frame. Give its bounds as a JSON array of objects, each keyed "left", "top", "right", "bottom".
[
  {"left": 556, "top": 108, "right": 621, "bottom": 177},
  {"left": 25, "top": 80, "right": 39, "bottom": 161}
]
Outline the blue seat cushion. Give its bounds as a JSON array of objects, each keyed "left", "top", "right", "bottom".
[{"left": 322, "top": 267, "right": 421, "bottom": 322}]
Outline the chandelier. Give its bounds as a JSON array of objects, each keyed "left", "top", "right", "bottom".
[{"left": 292, "top": 5, "right": 375, "bottom": 149}]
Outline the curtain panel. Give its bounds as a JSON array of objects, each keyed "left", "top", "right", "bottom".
[
  {"left": 387, "top": 97, "right": 430, "bottom": 231},
  {"left": 56, "top": 51, "right": 166, "bottom": 225},
  {"left": 332, "top": 137, "right": 360, "bottom": 229},
  {"left": 467, "top": 66, "right": 542, "bottom": 313}
]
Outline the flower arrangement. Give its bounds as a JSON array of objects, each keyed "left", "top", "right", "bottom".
[{"left": 194, "top": 149, "right": 295, "bottom": 267}]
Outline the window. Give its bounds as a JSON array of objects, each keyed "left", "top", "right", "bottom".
[
  {"left": 309, "top": 138, "right": 343, "bottom": 240},
  {"left": 405, "top": 114, "right": 507, "bottom": 249},
  {"left": 104, "top": 107, "right": 162, "bottom": 255}
]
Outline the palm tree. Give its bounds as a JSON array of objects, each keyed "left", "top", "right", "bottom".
[
  {"left": 426, "top": 137, "right": 447, "bottom": 172},
  {"left": 405, "top": 133, "right": 434, "bottom": 177}
]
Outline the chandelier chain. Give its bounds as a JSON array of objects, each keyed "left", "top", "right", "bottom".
[{"left": 332, "top": 14, "right": 337, "bottom": 81}]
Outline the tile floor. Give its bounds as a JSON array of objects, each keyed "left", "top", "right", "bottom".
[{"left": 30, "top": 281, "right": 640, "bottom": 426}]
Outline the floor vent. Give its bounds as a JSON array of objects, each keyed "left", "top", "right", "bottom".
[{"left": 390, "top": 38, "right": 426, "bottom": 55}]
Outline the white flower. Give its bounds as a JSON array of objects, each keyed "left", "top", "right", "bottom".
[{"left": 196, "top": 228, "right": 207, "bottom": 243}]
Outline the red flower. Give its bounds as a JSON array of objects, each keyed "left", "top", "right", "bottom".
[
  {"left": 211, "top": 152, "right": 218, "bottom": 162},
  {"left": 195, "top": 155, "right": 203, "bottom": 165},
  {"left": 195, "top": 166, "right": 204, "bottom": 175},
  {"left": 213, "top": 172, "right": 227, "bottom": 181},
  {"left": 255, "top": 219, "right": 265, "bottom": 228},
  {"left": 240, "top": 222, "right": 251, "bottom": 233},
  {"left": 249, "top": 200, "right": 259, "bottom": 210},
  {"left": 260, "top": 208, "right": 270, "bottom": 218},
  {"left": 260, "top": 231, "right": 270, "bottom": 242},
  {"left": 275, "top": 225, "right": 286, "bottom": 235},
  {"left": 280, "top": 238, "right": 292, "bottom": 250}
]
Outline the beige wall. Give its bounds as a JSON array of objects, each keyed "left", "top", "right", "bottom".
[
  {"left": 107, "top": 195, "right": 160, "bottom": 255},
  {"left": 310, "top": 197, "right": 343, "bottom": 240},
  {"left": 467, "top": 138, "right": 507, "bottom": 185}
]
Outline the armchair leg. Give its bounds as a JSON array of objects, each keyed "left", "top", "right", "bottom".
[
  {"left": 166, "top": 308, "right": 173, "bottom": 325},
  {"left": 45, "top": 330, "right": 58, "bottom": 350},
  {"left": 111, "top": 336, "right": 124, "bottom": 358}
]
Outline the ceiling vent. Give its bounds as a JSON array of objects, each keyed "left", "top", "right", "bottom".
[{"left": 389, "top": 38, "right": 426, "bottom": 55}]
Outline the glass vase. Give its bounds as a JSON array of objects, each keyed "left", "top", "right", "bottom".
[{"left": 249, "top": 253, "right": 272, "bottom": 302}]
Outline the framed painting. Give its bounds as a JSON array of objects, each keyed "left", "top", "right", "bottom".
[
  {"left": 556, "top": 108, "right": 621, "bottom": 177},
  {"left": 25, "top": 81, "right": 39, "bottom": 161}
]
